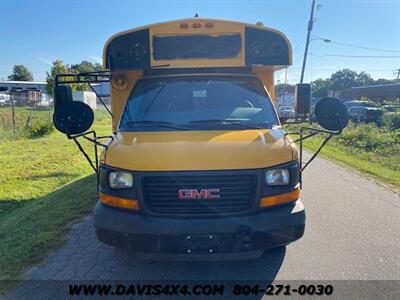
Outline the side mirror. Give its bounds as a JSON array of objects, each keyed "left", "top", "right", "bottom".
[
  {"left": 314, "top": 97, "right": 349, "bottom": 131},
  {"left": 53, "top": 101, "right": 94, "bottom": 135},
  {"left": 295, "top": 83, "right": 311, "bottom": 114},
  {"left": 54, "top": 85, "right": 73, "bottom": 111}
]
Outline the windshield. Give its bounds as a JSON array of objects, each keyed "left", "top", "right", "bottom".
[{"left": 119, "top": 75, "right": 278, "bottom": 131}]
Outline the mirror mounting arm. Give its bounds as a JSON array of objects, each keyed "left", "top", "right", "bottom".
[
  {"left": 300, "top": 133, "right": 333, "bottom": 172},
  {"left": 292, "top": 126, "right": 342, "bottom": 188},
  {"left": 66, "top": 131, "right": 112, "bottom": 189},
  {"left": 88, "top": 83, "right": 113, "bottom": 118},
  {"left": 71, "top": 137, "right": 98, "bottom": 174},
  {"left": 291, "top": 131, "right": 319, "bottom": 143},
  {"left": 68, "top": 132, "right": 99, "bottom": 175}
]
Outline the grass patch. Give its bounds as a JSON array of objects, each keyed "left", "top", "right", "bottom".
[
  {"left": 285, "top": 123, "right": 400, "bottom": 188},
  {"left": 0, "top": 108, "right": 112, "bottom": 281},
  {"left": 0, "top": 175, "right": 97, "bottom": 281},
  {"left": 0, "top": 107, "right": 54, "bottom": 140},
  {"left": 302, "top": 136, "right": 400, "bottom": 187}
]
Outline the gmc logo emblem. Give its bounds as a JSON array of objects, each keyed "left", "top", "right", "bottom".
[{"left": 178, "top": 189, "right": 220, "bottom": 200}]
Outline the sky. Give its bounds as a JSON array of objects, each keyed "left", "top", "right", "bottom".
[{"left": 1, "top": 0, "right": 399, "bottom": 84}]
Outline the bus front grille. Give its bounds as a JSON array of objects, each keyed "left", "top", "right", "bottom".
[{"left": 142, "top": 174, "right": 257, "bottom": 216}]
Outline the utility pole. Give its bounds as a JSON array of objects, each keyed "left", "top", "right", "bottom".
[
  {"left": 300, "top": 0, "right": 316, "bottom": 83},
  {"left": 283, "top": 68, "right": 288, "bottom": 105},
  {"left": 10, "top": 93, "right": 16, "bottom": 136}
]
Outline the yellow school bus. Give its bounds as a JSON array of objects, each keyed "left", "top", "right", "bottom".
[{"left": 53, "top": 18, "right": 348, "bottom": 257}]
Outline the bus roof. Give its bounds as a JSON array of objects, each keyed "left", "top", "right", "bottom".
[{"left": 103, "top": 18, "right": 292, "bottom": 72}]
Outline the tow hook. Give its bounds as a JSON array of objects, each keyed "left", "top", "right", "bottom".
[{"left": 236, "top": 226, "right": 253, "bottom": 250}]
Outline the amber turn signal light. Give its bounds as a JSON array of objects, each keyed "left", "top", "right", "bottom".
[
  {"left": 260, "top": 188, "right": 300, "bottom": 208},
  {"left": 99, "top": 192, "right": 139, "bottom": 211}
]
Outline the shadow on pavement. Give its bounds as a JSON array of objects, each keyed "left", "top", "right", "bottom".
[
  {"left": 113, "top": 246, "right": 286, "bottom": 282},
  {"left": 5, "top": 216, "right": 286, "bottom": 299}
]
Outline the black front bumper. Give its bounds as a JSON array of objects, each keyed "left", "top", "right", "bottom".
[{"left": 94, "top": 200, "right": 305, "bottom": 254}]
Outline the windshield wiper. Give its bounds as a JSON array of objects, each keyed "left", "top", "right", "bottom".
[
  {"left": 125, "top": 120, "right": 189, "bottom": 131},
  {"left": 190, "top": 119, "right": 268, "bottom": 129}
]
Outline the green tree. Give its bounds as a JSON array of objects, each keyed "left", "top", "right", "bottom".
[
  {"left": 375, "top": 78, "right": 396, "bottom": 85},
  {"left": 329, "top": 69, "right": 358, "bottom": 91},
  {"left": 71, "top": 60, "right": 103, "bottom": 73},
  {"left": 70, "top": 60, "right": 104, "bottom": 91},
  {"left": 311, "top": 78, "right": 332, "bottom": 97},
  {"left": 46, "top": 60, "right": 105, "bottom": 94},
  {"left": 311, "top": 69, "right": 398, "bottom": 97},
  {"left": 8, "top": 65, "right": 34, "bottom": 81},
  {"left": 45, "top": 60, "right": 71, "bottom": 95},
  {"left": 356, "top": 71, "right": 374, "bottom": 87}
]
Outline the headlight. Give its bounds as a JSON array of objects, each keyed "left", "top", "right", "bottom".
[
  {"left": 109, "top": 172, "right": 133, "bottom": 189},
  {"left": 266, "top": 169, "right": 289, "bottom": 185}
]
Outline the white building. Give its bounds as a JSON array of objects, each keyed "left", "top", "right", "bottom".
[
  {"left": 0, "top": 81, "right": 47, "bottom": 94},
  {"left": 72, "top": 91, "right": 97, "bottom": 109},
  {"left": 276, "top": 91, "right": 295, "bottom": 107}
]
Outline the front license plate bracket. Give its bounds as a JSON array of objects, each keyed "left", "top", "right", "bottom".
[{"left": 185, "top": 234, "right": 215, "bottom": 254}]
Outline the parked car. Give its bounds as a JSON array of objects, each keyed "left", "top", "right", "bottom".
[
  {"left": 310, "top": 104, "right": 318, "bottom": 122},
  {"left": 344, "top": 100, "right": 377, "bottom": 111},
  {"left": 0, "top": 94, "right": 10, "bottom": 106},
  {"left": 277, "top": 105, "right": 296, "bottom": 121},
  {"left": 36, "top": 94, "right": 54, "bottom": 108},
  {"left": 348, "top": 106, "right": 384, "bottom": 125},
  {"left": 382, "top": 105, "right": 400, "bottom": 113},
  {"left": 36, "top": 100, "right": 51, "bottom": 107}
]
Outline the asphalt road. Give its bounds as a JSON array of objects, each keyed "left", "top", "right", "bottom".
[{"left": 5, "top": 155, "right": 400, "bottom": 299}]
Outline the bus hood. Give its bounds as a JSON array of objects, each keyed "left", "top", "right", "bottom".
[{"left": 104, "top": 129, "right": 296, "bottom": 171}]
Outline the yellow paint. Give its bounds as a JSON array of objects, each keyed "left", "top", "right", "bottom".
[
  {"left": 102, "top": 18, "right": 292, "bottom": 70},
  {"left": 104, "top": 128, "right": 295, "bottom": 171},
  {"left": 110, "top": 70, "right": 142, "bottom": 131},
  {"left": 252, "top": 66, "right": 276, "bottom": 102},
  {"left": 284, "top": 133, "right": 299, "bottom": 160}
]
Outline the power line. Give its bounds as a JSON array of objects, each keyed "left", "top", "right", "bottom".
[
  {"left": 294, "top": 54, "right": 305, "bottom": 63},
  {"left": 289, "top": 67, "right": 394, "bottom": 72},
  {"left": 310, "top": 53, "right": 400, "bottom": 58},
  {"left": 312, "top": 35, "right": 400, "bottom": 53}
]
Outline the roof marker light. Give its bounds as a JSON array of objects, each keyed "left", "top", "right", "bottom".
[
  {"left": 205, "top": 23, "right": 214, "bottom": 28},
  {"left": 192, "top": 23, "right": 201, "bottom": 28},
  {"left": 180, "top": 23, "right": 189, "bottom": 29}
]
